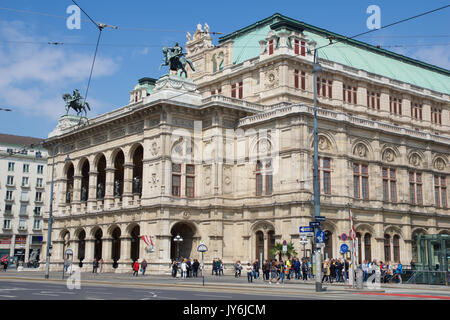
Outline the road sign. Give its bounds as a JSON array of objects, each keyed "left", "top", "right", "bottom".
[
  {"left": 282, "top": 240, "right": 287, "bottom": 246},
  {"left": 315, "top": 216, "right": 326, "bottom": 222},
  {"left": 299, "top": 239, "right": 309, "bottom": 244},
  {"left": 309, "top": 221, "right": 320, "bottom": 227},
  {"left": 316, "top": 230, "right": 325, "bottom": 243},
  {"left": 341, "top": 233, "right": 348, "bottom": 241},
  {"left": 299, "top": 226, "right": 314, "bottom": 233},
  {"left": 340, "top": 244, "right": 349, "bottom": 254},
  {"left": 197, "top": 243, "right": 208, "bottom": 253}
]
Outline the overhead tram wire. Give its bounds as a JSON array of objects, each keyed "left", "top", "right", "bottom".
[{"left": 314, "top": 4, "right": 450, "bottom": 52}]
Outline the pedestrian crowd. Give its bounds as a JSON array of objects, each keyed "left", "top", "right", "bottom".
[{"left": 170, "top": 257, "right": 201, "bottom": 278}]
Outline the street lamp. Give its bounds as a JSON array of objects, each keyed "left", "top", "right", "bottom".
[
  {"left": 45, "top": 144, "right": 70, "bottom": 279},
  {"left": 173, "top": 234, "right": 183, "bottom": 261},
  {"left": 312, "top": 49, "right": 324, "bottom": 292}
]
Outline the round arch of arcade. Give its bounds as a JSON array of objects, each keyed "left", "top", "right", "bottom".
[
  {"left": 58, "top": 223, "right": 142, "bottom": 270},
  {"left": 251, "top": 221, "right": 275, "bottom": 263},
  {"left": 169, "top": 221, "right": 200, "bottom": 261}
]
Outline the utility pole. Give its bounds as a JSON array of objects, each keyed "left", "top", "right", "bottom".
[{"left": 312, "top": 49, "right": 323, "bottom": 292}]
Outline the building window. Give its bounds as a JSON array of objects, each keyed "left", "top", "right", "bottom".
[
  {"left": 34, "top": 207, "right": 41, "bottom": 216},
  {"left": 256, "top": 161, "right": 263, "bottom": 196},
  {"left": 171, "top": 163, "right": 181, "bottom": 197},
  {"left": 316, "top": 77, "right": 332, "bottom": 98},
  {"left": 8, "top": 162, "right": 14, "bottom": 172},
  {"left": 33, "top": 220, "right": 41, "bottom": 230},
  {"left": 19, "top": 219, "right": 26, "bottom": 230},
  {"left": 353, "top": 163, "right": 369, "bottom": 199},
  {"left": 321, "top": 157, "right": 331, "bottom": 195},
  {"left": 36, "top": 178, "right": 43, "bottom": 188},
  {"left": 268, "top": 39, "right": 274, "bottom": 55},
  {"left": 3, "top": 220, "right": 11, "bottom": 229},
  {"left": 35, "top": 192, "right": 42, "bottom": 202},
  {"left": 393, "top": 235, "right": 400, "bottom": 262},
  {"left": 265, "top": 160, "right": 273, "bottom": 195},
  {"left": 6, "top": 190, "right": 13, "bottom": 200},
  {"left": 21, "top": 191, "right": 28, "bottom": 202},
  {"left": 364, "top": 234, "right": 372, "bottom": 261},
  {"left": 294, "top": 69, "right": 306, "bottom": 90},
  {"left": 186, "top": 164, "right": 195, "bottom": 198},
  {"left": 384, "top": 234, "right": 391, "bottom": 262},
  {"left": 22, "top": 177, "right": 29, "bottom": 187},
  {"left": 6, "top": 176, "right": 14, "bottom": 186},
  {"left": 431, "top": 107, "right": 442, "bottom": 125},
  {"left": 367, "top": 91, "right": 380, "bottom": 110},
  {"left": 231, "top": 81, "right": 243, "bottom": 99},
  {"left": 382, "top": 168, "right": 397, "bottom": 202},
  {"left": 411, "top": 102, "right": 423, "bottom": 120},
  {"left": 37, "top": 165, "right": 44, "bottom": 174},
  {"left": 409, "top": 172, "right": 423, "bottom": 205},
  {"left": 434, "top": 175, "right": 447, "bottom": 208},
  {"left": 389, "top": 96, "right": 402, "bottom": 115},
  {"left": 343, "top": 84, "right": 357, "bottom": 104},
  {"left": 5, "top": 204, "right": 12, "bottom": 214},
  {"left": 23, "top": 164, "right": 29, "bottom": 173},
  {"left": 294, "top": 39, "right": 306, "bottom": 56},
  {"left": 20, "top": 204, "right": 27, "bottom": 215}
]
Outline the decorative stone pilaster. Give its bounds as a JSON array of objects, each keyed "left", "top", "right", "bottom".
[
  {"left": 87, "top": 171, "right": 98, "bottom": 211},
  {"left": 122, "top": 163, "right": 134, "bottom": 206},
  {"left": 104, "top": 167, "right": 115, "bottom": 208}
]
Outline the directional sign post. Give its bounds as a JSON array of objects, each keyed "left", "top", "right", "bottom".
[
  {"left": 315, "top": 216, "right": 326, "bottom": 222},
  {"left": 310, "top": 221, "right": 321, "bottom": 228},
  {"left": 340, "top": 244, "right": 349, "bottom": 254},
  {"left": 316, "top": 230, "right": 325, "bottom": 244},
  {"left": 299, "top": 226, "right": 314, "bottom": 233},
  {"left": 282, "top": 240, "right": 287, "bottom": 254},
  {"left": 197, "top": 241, "right": 208, "bottom": 286}
]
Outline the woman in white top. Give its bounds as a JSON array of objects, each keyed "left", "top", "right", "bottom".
[{"left": 181, "top": 260, "right": 187, "bottom": 278}]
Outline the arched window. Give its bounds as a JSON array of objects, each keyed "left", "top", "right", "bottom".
[
  {"left": 384, "top": 234, "right": 391, "bottom": 262},
  {"left": 356, "top": 233, "right": 362, "bottom": 264},
  {"left": 364, "top": 233, "right": 372, "bottom": 262},
  {"left": 393, "top": 235, "right": 400, "bottom": 262}
]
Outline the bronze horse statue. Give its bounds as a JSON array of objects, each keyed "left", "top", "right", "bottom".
[
  {"left": 160, "top": 43, "right": 195, "bottom": 78},
  {"left": 62, "top": 90, "right": 90, "bottom": 117}
]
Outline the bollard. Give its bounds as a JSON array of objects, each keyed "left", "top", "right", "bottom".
[{"left": 356, "top": 267, "right": 364, "bottom": 289}]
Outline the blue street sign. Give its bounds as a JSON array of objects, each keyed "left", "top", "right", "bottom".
[
  {"left": 316, "top": 230, "right": 325, "bottom": 243},
  {"left": 340, "top": 244, "right": 349, "bottom": 254},
  {"left": 315, "top": 216, "right": 326, "bottom": 222},
  {"left": 299, "top": 226, "right": 314, "bottom": 233},
  {"left": 309, "top": 221, "right": 320, "bottom": 227}
]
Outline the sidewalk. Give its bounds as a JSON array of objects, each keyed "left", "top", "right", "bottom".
[{"left": 1, "top": 270, "right": 448, "bottom": 292}]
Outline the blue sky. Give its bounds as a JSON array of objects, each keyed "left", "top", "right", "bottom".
[{"left": 0, "top": 0, "right": 448, "bottom": 139}]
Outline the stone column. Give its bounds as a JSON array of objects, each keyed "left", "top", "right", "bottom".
[
  {"left": 104, "top": 167, "right": 115, "bottom": 208},
  {"left": 72, "top": 175, "right": 82, "bottom": 213},
  {"left": 84, "top": 238, "right": 95, "bottom": 264},
  {"left": 122, "top": 163, "right": 134, "bottom": 206},
  {"left": 118, "top": 237, "right": 132, "bottom": 272},
  {"left": 87, "top": 171, "right": 98, "bottom": 211},
  {"left": 103, "top": 238, "right": 112, "bottom": 262}
]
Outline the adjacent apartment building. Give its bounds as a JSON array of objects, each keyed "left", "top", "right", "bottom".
[
  {"left": 0, "top": 134, "right": 47, "bottom": 265},
  {"left": 42, "top": 14, "right": 449, "bottom": 273}
]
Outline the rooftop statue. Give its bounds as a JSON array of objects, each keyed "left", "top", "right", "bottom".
[
  {"left": 160, "top": 42, "right": 195, "bottom": 78},
  {"left": 62, "top": 89, "right": 91, "bottom": 117}
]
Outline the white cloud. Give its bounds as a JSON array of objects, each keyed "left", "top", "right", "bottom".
[
  {"left": 0, "top": 20, "right": 120, "bottom": 119},
  {"left": 410, "top": 45, "right": 450, "bottom": 70}
]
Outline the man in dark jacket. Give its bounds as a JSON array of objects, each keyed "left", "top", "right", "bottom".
[
  {"left": 294, "top": 258, "right": 301, "bottom": 279},
  {"left": 192, "top": 259, "right": 200, "bottom": 277},
  {"left": 301, "top": 260, "right": 308, "bottom": 280}
]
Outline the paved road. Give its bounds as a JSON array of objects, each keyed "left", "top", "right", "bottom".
[{"left": 0, "top": 275, "right": 449, "bottom": 300}]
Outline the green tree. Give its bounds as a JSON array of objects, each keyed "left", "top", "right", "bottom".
[{"left": 270, "top": 242, "right": 298, "bottom": 261}]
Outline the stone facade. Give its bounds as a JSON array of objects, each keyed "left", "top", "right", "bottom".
[{"left": 41, "top": 14, "right": 450, "bottom": 273}]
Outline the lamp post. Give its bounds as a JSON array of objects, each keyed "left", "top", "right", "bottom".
[
  {"left": 312, "top": 49, "right": 323, "bottom": 292},
  {"left": 173, "top": 234, "right": 183, "bottom": 261},
  {"left": 45, "top": 144, "right": 70, "bottom": 279}
]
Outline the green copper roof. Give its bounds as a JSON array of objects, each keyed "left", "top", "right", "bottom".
[{"left": 219, "top": 13, "right": 450, "bottom": 95}]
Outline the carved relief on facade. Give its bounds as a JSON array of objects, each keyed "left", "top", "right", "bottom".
[
  {"left": 150, "top": 140, "right": 160, "bottom": 157},
  {"left": 223, "top": 165, "right": 232, "bottom": 194},
  {"left": 318, "top": 136, "right": 331, "bottom": 151},
  {"left": 203, "top": 165, "right": 212, "bottom": 195},
  {"left": 409, "top": 153, "right": 422, "bottom": 168},
  {"left": 382, "top": 148, "right": 396, "bottom": 162},
  {"left": 353, "top": 143, "right": 368, "bottom": 158},
  {"left": 434, "top": 157, "right": 446, "bottom": 171},
  {"left": 264, "top": 68, "right": 279, "bottom": 88}
]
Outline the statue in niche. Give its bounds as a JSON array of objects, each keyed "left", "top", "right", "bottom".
[
  {"left": 133, "top": 176, "right": 141, "bottom": 194},
  {"left": 81, "top": 186, "right": 87, "bottom": 202},
  {"left": 97, "top": 183, "right": 104, "bottom": 199},
  {"left": 114, "top": 179, "right": 121, "bottom": 197}
]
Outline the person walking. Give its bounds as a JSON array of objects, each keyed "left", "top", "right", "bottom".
[
  {"left": 234, "top": 261, "right": 241, "bottom": 278},
  {"left": 285, "top": 259, "right": 291, "bottom": 280},
  {"left": 186, "top": 258, "right": 192, "bottom": 278},
  {"left": 395, "top": 262, "right": 403, "bottom": 284},
  {"left": 301, "top": 259, "right": 308, "bottom": 281},
  {"left": 246, "top": 263, "right": 253, "bottom": 283},
  {"left": 92, "top": 258, "right": 98, "bottom": 274},
  {"left": 218, "top": 259, "right": 224, "bottom": 276},
  {"left": 99, "top": 258, "right": 104, "bottom": 274},
  {"left": 294, "top": 258, "right": 301, "bottom": 280},
  {"left": 2, "top": 259, "right": 8, "bottom": 272},
  {"left": 171, "top": 260, "right": 178, "bottom": 277},
  {"left": 132, "top": 260, "right": 139, "bottom": 277},
  {"left": 192, "top": 259, "right": 199, "bottom": 277},
  {"left": 212, "top": 259, "right": 217, "bottom": 276},
  {"left": 278, "top": 260, "right": 286, "bottom": 284},
  {"left": 141, "top": 259, "right": 148, "bottom": 276},
  {"left": 263, "top": 260, "right": 270, "bottom": 281},
  {"left": 181, "top": 259, "right": 187, "bottom": 278},
  {"left": 269, "top": 260, "right": 277, "bottom": 284}
]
